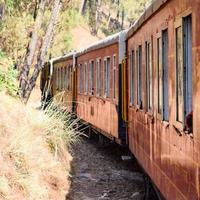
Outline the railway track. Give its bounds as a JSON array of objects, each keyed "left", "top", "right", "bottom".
[{"left": 66, "top": 132, "right": 159, "bottom": 200}]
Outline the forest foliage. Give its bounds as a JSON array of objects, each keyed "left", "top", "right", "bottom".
[{"left": 0, "top": 0, "right": 150, "bottom": 99}]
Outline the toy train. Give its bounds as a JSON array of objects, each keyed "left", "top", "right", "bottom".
[{"left": 41, "top": 0, "right": 200, "bottom": 199}]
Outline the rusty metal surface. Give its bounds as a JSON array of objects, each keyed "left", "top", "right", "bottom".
[
  {"left": 76, "top": 43, "right": 120, "bottom": 140},
  {"left": 52, "top": 57, "right": 74, "bottom": 112},
  {"left": 127, "top": 0, "right": 200, "bottom": 199}
]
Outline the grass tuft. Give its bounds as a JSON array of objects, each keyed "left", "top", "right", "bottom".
[{"left": 0, "top": 93, "right": 80, "bottom": 199}]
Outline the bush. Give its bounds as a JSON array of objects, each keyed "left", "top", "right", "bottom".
[{"left": 0, "top": 66, "right": 18, "bottom": 96}]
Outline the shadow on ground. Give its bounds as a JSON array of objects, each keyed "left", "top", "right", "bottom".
[{"left": 66, "top": 134, "right": 158, "bottom": 200}]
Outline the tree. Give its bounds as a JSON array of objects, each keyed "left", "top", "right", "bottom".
[
  {"left": 19, "top": 0, "right": 63, "bottom": 103},
  {"left": 94, "top": 0, "right": 101, "bottom": 35},
  {"left": 19, "top": 0, "right": 47, "bottom": 99},
  {"left": 79, "top": 0, "right": 87, "bottom": 15},
  {"left": 0, "top": 0, "right": 5, "bottom": 21}
]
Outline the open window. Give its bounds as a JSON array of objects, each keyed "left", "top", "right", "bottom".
[
  {"left": 137, "top": 46, "right": 142, "bottom": 108},
  {"left": 90, "top": 60, "right": 95, "bottom": 95},
  {"left": 157, "top": 29, "right": 169, "bottom": 121},
  {"left": 130, "top": 50, "right": 134, "bottom": 105},
  {"left": 84, "top": 63, "right": 87, "bottom": 94},
  {"left": 113, "top": 55, "right": 116, "bottom": 99},
  {"left": 96, "top": 59, "right": 101, "bottom": 96},
  {"left": 145, "top": 41, "right": 153, "bottom": 112},
  {"left": 79, "top": 64, "right": 83, "bottom": 93},
  {"left": 175, "top": 14, "right": 193, "bottom": 131},
  {"left": 104, "top": 57, "right": 110, "bottom": 98}
]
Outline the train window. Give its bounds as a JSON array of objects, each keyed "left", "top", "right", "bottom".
[
  {"left": 56, "top": 68, "right": 58, "bottom": 89},
  {"left": 104, "top": 57, "right": 110, "bottom": 97},
  {"left": 137, "top": 46, "right": 142, "bottom": 108},
  {"left": 68, "top": 67, "right": 71, "bottom": 90},
  {"left": 90, "top": 61, "right": 95, "bottom": 95},
  {"left": 58, "top": 68, "right": 60, "bottom": 90},
  {"left": 130, "top": 50, "right": 134, "bottom": 105},
  {"left": 60, "top": 68, "right": 62, "bottom": 90},
  {"left": 60, "top": 67, "right": 62, "bottom": 90},
  {"left": 62, "top": 67, "right": 64, "bottom": 90},
  {"left": 67, "top": 65, "right": 69, "bottom": 90},
  {"left": 96, "top": 59, "right": 101, "bottom": 96},
  {"left": 176, "top": 25, "right": 183, "bottom": 122},
  {"left": 145, "top": 41, "right": 153, "bottom": 111},
  {"left": 55, "top": 68, "right": 58, "bottom": 89},
  {"left": 113, "top": 55, "right": 116, "bottom": 99},
  {"left": 79, "top": 64, "right": 83, "bottom": 93},
  {"left": 104, "top": 59, "right": 107, "bottom": 96},
  {"left": 175, "top": 14, "right": 192, "bottom": 125},
  {"left": 183, "top": 15, "right": 192, "bottom": 122},
  {"left": 84, "top": 63, "right": 87, "bottom": 94},
  {"left": 64, "top": 67, "right": 67, "bottom": 90},
  {"left": 157, "top": 37, "right": 162, "bottom": 114},
  {"left": 162, "top": 29, "right": 169, "bottom": 121}
]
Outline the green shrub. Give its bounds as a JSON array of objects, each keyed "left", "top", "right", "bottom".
[{"left": 0, "top": 66, "right": 18, "bottom": 96}]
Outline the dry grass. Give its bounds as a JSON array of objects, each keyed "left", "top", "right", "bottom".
[{"left": 0, "top": 92, "right": 79, "bottom": 200}]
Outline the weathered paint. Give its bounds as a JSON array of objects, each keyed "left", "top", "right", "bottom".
[
  {"left": 52, "top": 57, "right": 74, "bottom": 113},
  {"left": 127, "top": 0, "right": 200, "bottom": 199},
  {"left": 76, "top": 43, "right": 123, "bottom": 141}
]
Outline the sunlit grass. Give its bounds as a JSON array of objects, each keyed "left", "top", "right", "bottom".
[{"left": 0, "top": 93, "right": 80, "bottom": 199}]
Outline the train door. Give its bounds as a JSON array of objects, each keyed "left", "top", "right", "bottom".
[{"left": 118, "top": 31, "right": 128, "bottom": 144}]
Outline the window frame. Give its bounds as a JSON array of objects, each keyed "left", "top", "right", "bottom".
[
  {"left": 79, "top": 64, "right": 83, "bottom": 94},
  {"left": 145, "top": 39, "right": 153, "bottom": 113},
  {"left": 129, "top": 49, "right": 135, "bottom": 106},
  {"left": 157, "top": 33, "right": 163, "bottom": 120},
  {"left": 104, "top": 57, "right": 111, "bottom": 98},
  {"left": 90, "top": 60, "right": 95, "bottom": 95},
  {"left": 113, "top": 54, "right": 117, "bottom": 99},
  {"left": 174, "top": 18, "right": 184, "bottom": 129},
  {"left": 136, "top": 45, "right": 142, "bottom": 109},
  {"left": 84, "top": 62, "right": 88, "bottom": 94},
  {"left": 174, "top": 12, "right": 193, "bottom": 131},
  {"left": 96, "top": 58, "right": 101, "bottom": 96}
]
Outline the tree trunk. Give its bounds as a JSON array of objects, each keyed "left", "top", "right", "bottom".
[
  {"left": 22, "top": 0, "right": 62, "bottom": 103},
  {"left": 116, "top": 0, "right": 120, "bottom": 20},
  {"left": 79, "top": 0, "right": 87, "bottom": 15},
  {"left": 19, "top": 0, "right": 46, "bottom": 98},
  {"left": 121, "top": 7, "right": 124, "bottom": 30},
  {"left": 0, "top": 1, "right": 5, "bottom": 21},
  {"left": 94, "top": 0, "right": 101, "bottom": 35}
]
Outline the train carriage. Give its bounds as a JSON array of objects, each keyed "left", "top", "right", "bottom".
[
  {"left": 76, "top": 31, "right": 127, "bottom": 144},
  {"left": 40, "top": 0, "right": 200, "bottom": 198},
  {"left": 44, "top": 52, "right": 76, "bottom": 112},
  {"left": 126, "top": 0, "right": 200, "bottom": 199}
]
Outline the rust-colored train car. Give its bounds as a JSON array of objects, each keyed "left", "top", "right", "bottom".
[
  {"left": 126, "top": 0, "right": 200, "bottom": 199},
  {"left": 40, "top": 0, "right": 200, "bottom": 198},
  {"left": 76, "top": 32, "right": 127, "bottom": 144},
  {"left": 43, "top": 52, "right": 76, "bottom": 112}
]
